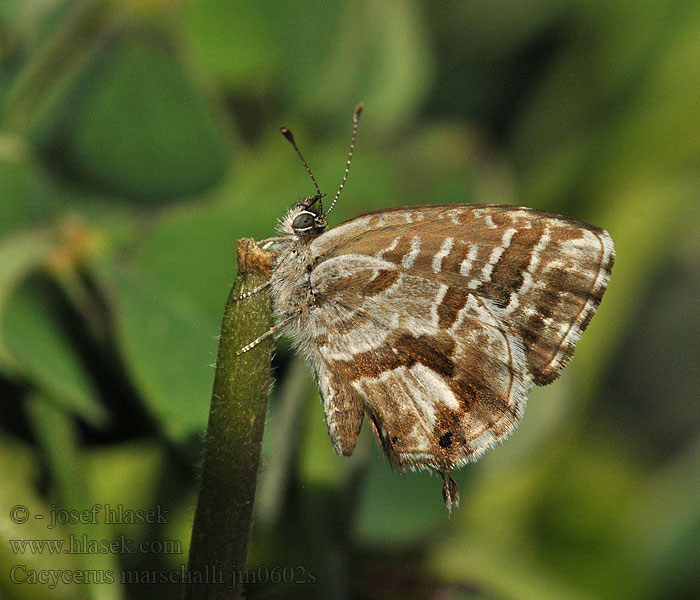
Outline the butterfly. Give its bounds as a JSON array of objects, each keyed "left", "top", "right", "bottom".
[{"left": 240, "top": 104, "right": 615, "bottom": 510}]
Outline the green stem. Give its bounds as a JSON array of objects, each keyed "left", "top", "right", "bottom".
[{"left": 183, "top": 239, "right": 275, "bottom": 600}]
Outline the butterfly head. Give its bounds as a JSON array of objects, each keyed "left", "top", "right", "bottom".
[
  {"left": 291, "top": 193, "right": 328, "bottom": 236},
  {"left": 277, "top": 192, "right": 327, "bottom": 238}
]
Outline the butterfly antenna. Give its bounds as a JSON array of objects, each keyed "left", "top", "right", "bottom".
[
  {"left": 325, "top": 102, "right": 363, "bottom": 218},
  {"left": 280, "top": 125, "right": 323, "bottom": 208}
]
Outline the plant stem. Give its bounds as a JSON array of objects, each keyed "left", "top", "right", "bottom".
[{"left": 183, "top": 239, "right": 275, "bottom": 600}]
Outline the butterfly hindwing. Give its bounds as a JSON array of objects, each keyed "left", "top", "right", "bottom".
[{"left": 307, "top": 253, "right": 530, "bottom": 469}]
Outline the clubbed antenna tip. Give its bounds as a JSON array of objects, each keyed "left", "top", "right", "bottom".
[
  {"left": 279, "top": 126, "right": 294, "bottom": 143},
  {"left": 279, "top": 124, "right": 321, "bottom": 197},
  {"left": 354, "top": 102, "right": 364, "bottom": 119}
]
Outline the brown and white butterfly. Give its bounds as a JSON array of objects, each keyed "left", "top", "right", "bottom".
[{"left": 240, "top": 104, "right": 615, "bottom": 510}]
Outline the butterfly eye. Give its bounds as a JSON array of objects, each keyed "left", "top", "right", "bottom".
[{"left": 292, "top": 211, "right": 317, "bottom": 233}]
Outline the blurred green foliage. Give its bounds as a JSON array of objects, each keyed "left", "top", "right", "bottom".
[{"left": 0, "top": 1, "right": 699, "bottom": 599}]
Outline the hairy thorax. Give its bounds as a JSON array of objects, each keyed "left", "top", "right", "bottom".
[{"left": 268, "top": 236, "right": 316, "bottom": 346}]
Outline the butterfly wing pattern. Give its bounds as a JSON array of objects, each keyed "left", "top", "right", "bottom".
[{"left": 268, "top": 203, "right": 614, "bottom": 494}]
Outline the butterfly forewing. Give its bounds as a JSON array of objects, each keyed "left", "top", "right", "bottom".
[
  {"left": 302, "top": 204, "right": 614, "bottom": 470},
  {"left": 313, "top": 204, "right": 614, "bottom": 380}
]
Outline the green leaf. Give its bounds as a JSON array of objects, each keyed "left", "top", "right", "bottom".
[
  {"left": 66, "top": 33, "right": 231, "bottom": 200},
  {"left": 0, "top": 226, "right": 105, "bottom": 425},
  {"left": 0, "top": 230, "right": 55, "bottom": 370},
  {"left": 182, "top": 0, "right": 284, "bottom": 92},
  {"left": 1, "top": 0, "right": 118, "bottom": 136},
  {"left": 0, "top": 134, "right": 51, "bottom": 236},
  {"left": 2, "top": 277, "right": 107, "bottom": 426}
]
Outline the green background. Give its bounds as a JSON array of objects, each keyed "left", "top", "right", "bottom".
[{"left": 1, "top": 1, "right": 699, "bottom": 598}]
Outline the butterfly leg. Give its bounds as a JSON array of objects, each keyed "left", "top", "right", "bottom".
[
  {"left": 232, "top": 280, "right": 270, "bottom": 301},
  {"left": 440, "top": 469, "right": 460, "bottom": 513},
  {"left": 235, "top": 315, "right": 295, "bottom": 356}
]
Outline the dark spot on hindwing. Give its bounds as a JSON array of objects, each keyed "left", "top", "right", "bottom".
[
  {"left": 430, "top": 406, "right": 464, "bottom": 467},
  {"left": 438, "top": 432, "right": 453, "bottom": 448}
]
